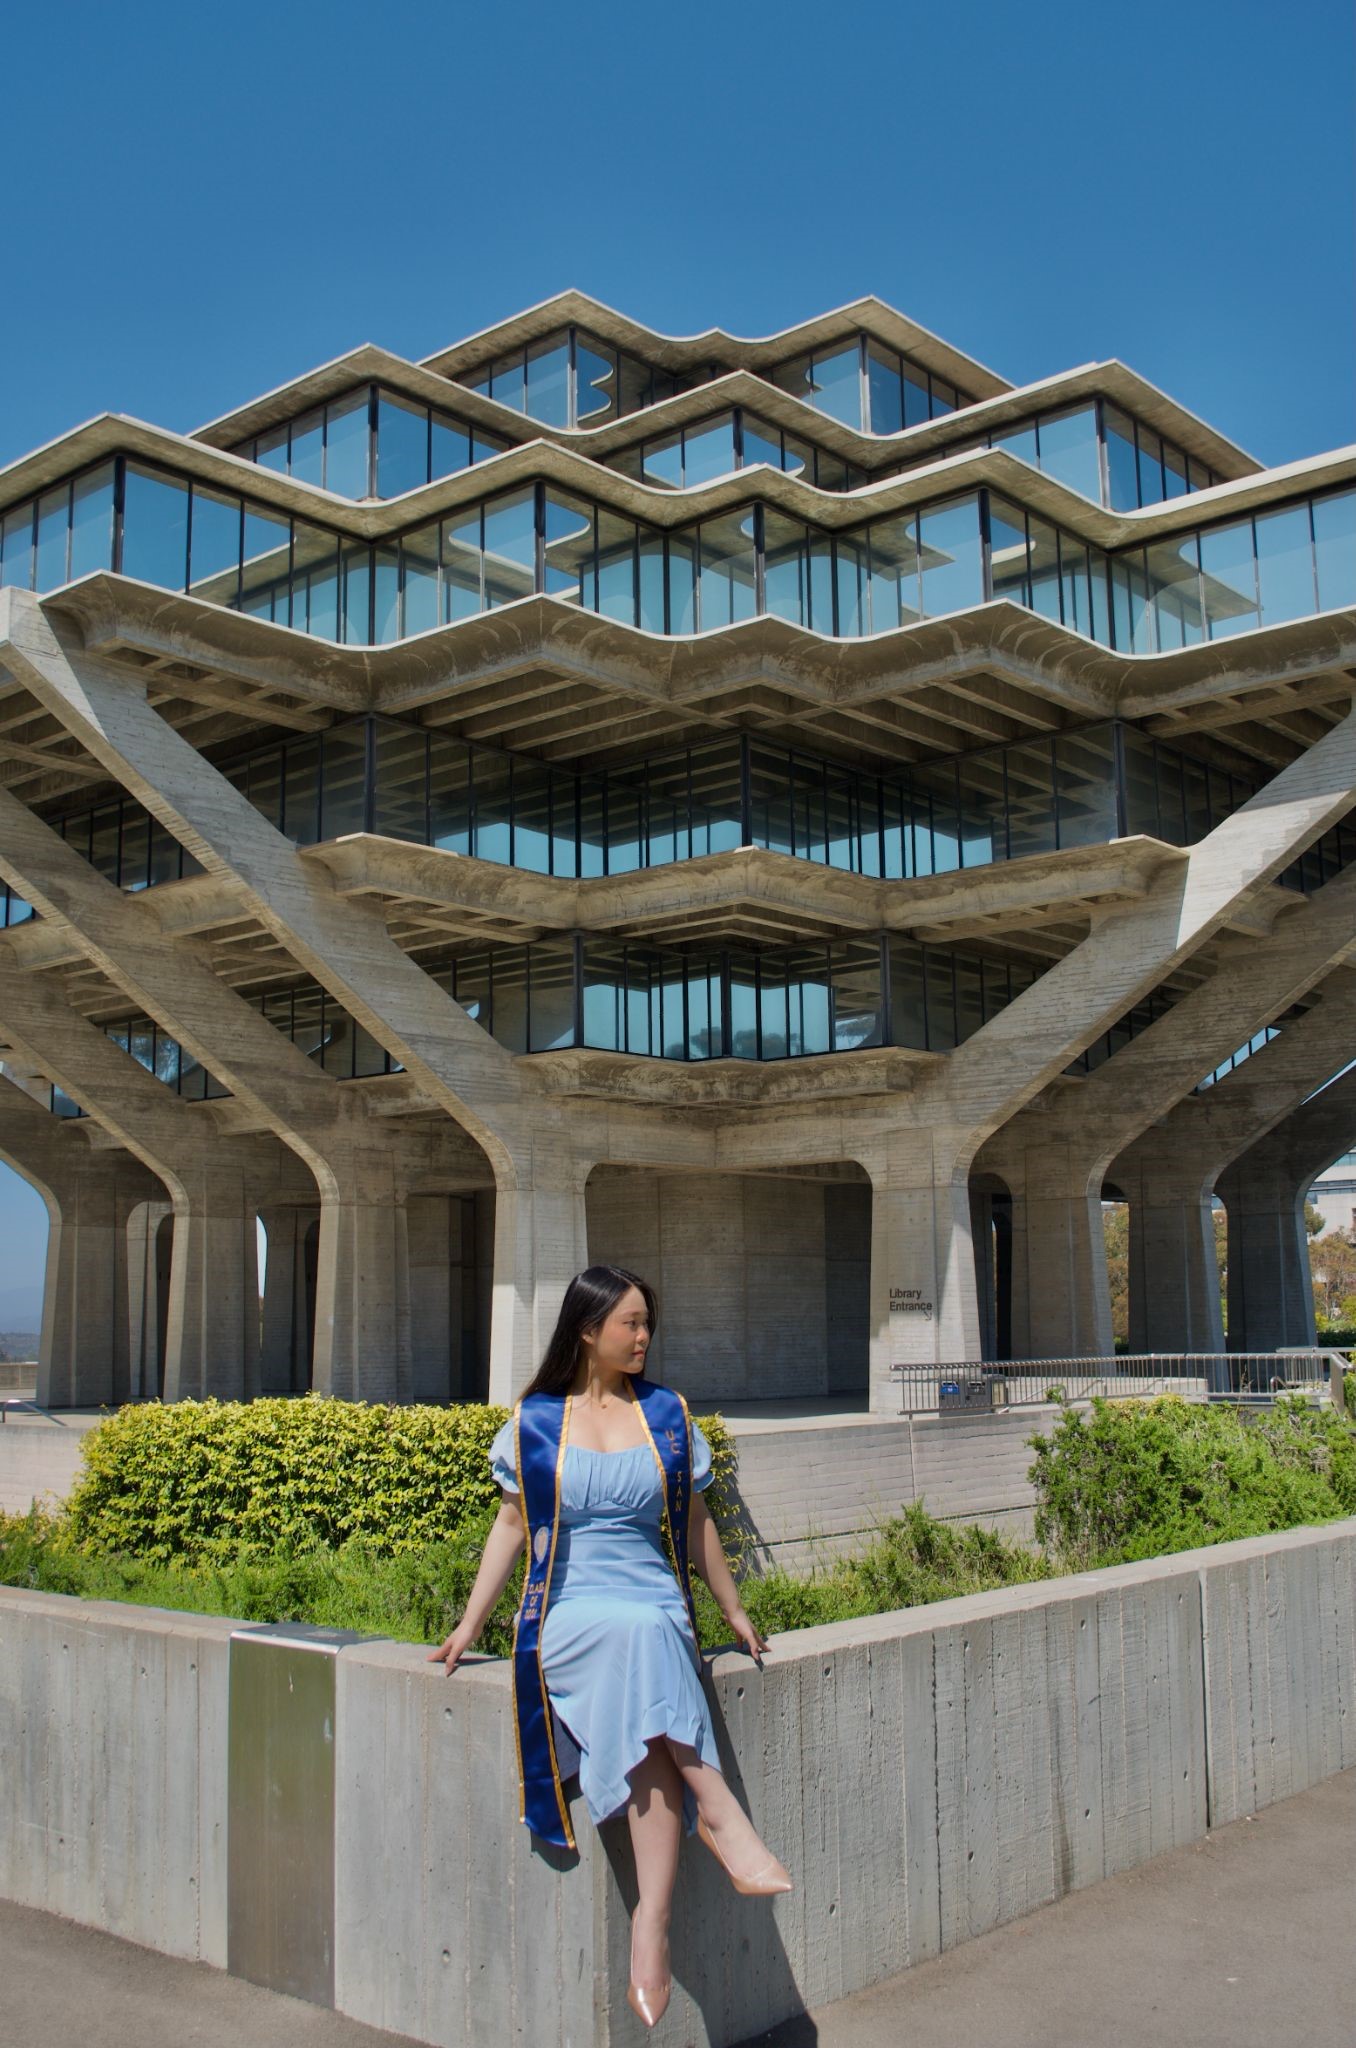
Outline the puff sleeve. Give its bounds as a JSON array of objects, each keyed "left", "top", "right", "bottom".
[
  {"left": 690, "top": 1418, "right": 715, "bottom": 1493},
  {"left": 488, "top": 1415, "right": 519, "bottom": 1494}
]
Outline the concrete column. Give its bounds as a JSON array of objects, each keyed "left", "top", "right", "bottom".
[
  {"left": 0, "top": 1078, "right": 162, "bottom": 1407},
  {"left": 488, "top": 1160, "right": 590, "bottom": 1405},
  {"left": 126, "top": 1198, "right": 173, "bottom": 1399},
  {"left": 1217, "top": 1065, "right": 1356, "bottom": 1352},
  {"left": 861, "top": 1127, "right": 984, "bottom": 1403},
  {"left": 1121, "top": 1168, "right": 1224, "bottom": 1354}
]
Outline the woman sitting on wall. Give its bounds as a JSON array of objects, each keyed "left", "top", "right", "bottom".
[{"left": 428, "top": 1264, "right": 792, "bottom": 2029}]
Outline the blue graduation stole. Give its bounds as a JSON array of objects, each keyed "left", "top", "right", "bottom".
[{"left": 510, "top": 1376, "right": 698, "bottom": 1848}]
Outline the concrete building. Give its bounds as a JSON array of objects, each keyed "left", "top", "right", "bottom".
[{"left": 0, "top": 292, "right": 1353, "bottom": 1414}]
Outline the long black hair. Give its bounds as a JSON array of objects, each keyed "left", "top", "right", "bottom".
[{"left": 518, "top": 1265, "right": 659, "bottom": 1400}]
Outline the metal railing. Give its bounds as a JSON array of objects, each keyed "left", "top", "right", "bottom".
[{"left": 890, "top": 1350, "right": 1351, "bottom": 1415}]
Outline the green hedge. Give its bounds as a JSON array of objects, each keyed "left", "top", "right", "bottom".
[
  {"left": 64, "top": 1394, "right": 740, "bottom": 1568},
  {"left": 1028, "top": 1394, "right": 1356, "bottom": 1571}
]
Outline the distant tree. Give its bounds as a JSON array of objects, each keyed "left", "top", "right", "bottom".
[
  {"left": 1305, "top": 1201, "right": 1326, "bottom": 1238},
  {"left": 1102, "top": 1204, "right": 1128, "bottom": 1345},
  {"left": 1310, "top": 1228, "right": 1356, "bottom": 1327}
]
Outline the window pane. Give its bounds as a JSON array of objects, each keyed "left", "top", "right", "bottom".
[
  {"left": 292, "top": 522, "right": 340, "bottom": 637},
  {"left": 667, "top": 533, "right": 698, "bottom": 634},
  {"left": 902, "top": 365, "right": 929, "bottom": 429},
  {"left": 121, "top": 466, "right": 188, "bottom": 590},
  {"left": 867, "top": 513, "right": 919, "bottom": 630},
  {"left": 924, "top": 951, "right": 957, "bottom": 1051},
  {"left": 400, "top": 521, "right": 440, "bottom": 636},
  {"left": 188, "top": 486, "right": 241, "bottom": 602},
  {"left": 488, "top": 349, "right": 526, "bottom": 416},
  {"left": 805, "top": 345, "right": 862, "bottom": 429},
  {"left": 1036, "top": 407, "right": 1100, "bottom": 502},
  {"left": 528, "top": 943, "right": 576, "bottom": 1051},
  {"left": 69, "top": 465, "right": 116, "bottom": 581},
  {"left": 1199, "top": 521, "right": 1259, "bottom": 638},
  {"left": 888, "top": 938, "right": 927, "bottom": 1046},
  {"left": 239, "top": 503, "right": 292, "bottom": 620},
  {"left": 255, "top": 425, "right": 288, "bottom": 474},
  {"left": 681, "top": 413, "right": 738, "bottom": 487},
  {"left": 988, "top": 497, "right": 1029, "bottom": 607},
  {"left": 430, "top": 409, "right": 474, "bottom": 479},
  {"left": 282, "top": 736, "right": 321, "bottom": 845},
  {"left": 289, "top": 408, "right": 325, "bottom": 487},
  {"left": 918, "top": 497, "right": 981, "bottom": 617},
  {"left": 641, "top": 430, "right": 684, "bottom": 488},
  {"left": 595, "top": 508, "right": 636, "bottom": 624},
  {"left": 1145, "top": 534, "right": 1203, "bottom": 650},
  {"left": 582, "top": 942, "right": 625, "bottom": 1051},
  {"left": 1, "top": 502, "right": 33, "bottom": 590},
  {"left": 1028, "top": 514, "right": 1061, "bottom": 620},
  {"left": 482, "top": 490, "right": 536, "bottom": 608},
  {"left": 372, "top": 546, "right": 400, "bottom": 645},
  {"left": 1136, "top": 428, "right": 1166, "bottom": 506},
  {"left": 866, "top": 347, "right": 903, "bottom": 436},
  {"left": 542, "top": 490, "right": 593, "bottom": 604},
  {"left": 575, "top": 340, "right": 617, "bottom": 425},
  {"left": 1255, "top": 505, "right": 1316, "bottom": 625},
  {"left": 34, "top": 486, "right": 70, "bottom": 589},
  {"left": 429, "top": 732, "right": 470, "bottom": 852},
  {"left": 992, "top": 422, "right": 1037, "bottom": 468},
  {"left": 763, "top": 510, "right": 808, "bottom": 626},
  {"left": 525, "top": 339, "right": 570, "bottom": 428},
  {"left": 1005, "top": 740, "right": 1057, "bottom": 857},
  {"left": 1314, "top": 491, "right": 1356, "bottom": 611},
  {"left": 956, "top": 750, "right": 1006, "bottom": 866},
  {"left": 372, "top": 721, "right": 427, "bottom": 841},
  {"left": 740, "top": 415, "right": 782, "bottom": 470},
  {"left": 1120, "top": 729, "right": 1161, "bottom": 837},
  {"left": 376, "top": 392, "right": 429, "bottom": 498},
  {"left": 1059, "top": 535, "right": 1092, "bottom": 636},
  {"left": 1055, "top": 728, "right": 1116, "bottom": 848},
  {"left": 325, "top": 392, "right": 370, "bottom": 499},
  {"left": 697, "top": 511, "right": 758, "bottom": 629},
  {"left": 1112, "top": 553, "right": 1153, "bottom": 654},
  {"left": 638, "top": 533, "right": 665, "bottom": 632},
  {"left": 441, "top": 510, "right": 483, "bottom": 620},
  {"left": 1102, "top": 406, "right": 1140, "bottom": 511},
  {"left": 1163, "top": 443, "right": 1190, "bottom": 500}
]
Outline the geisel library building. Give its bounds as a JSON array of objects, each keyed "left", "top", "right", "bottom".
[{"left": 0, "top": 291, "right": 1354, "bottom": 1418}]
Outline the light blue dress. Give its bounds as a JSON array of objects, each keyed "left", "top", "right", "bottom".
[{"left": 489, "top": 1413, "right": 724, "bottom": 1837}]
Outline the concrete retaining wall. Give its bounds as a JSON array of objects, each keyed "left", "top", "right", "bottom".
[
  {"left": 0, "top": 1411, "right": 102, "bottom": 1516},
  {"left": 3, "top": 1516, "right": 1353, "bottom": 2045}
]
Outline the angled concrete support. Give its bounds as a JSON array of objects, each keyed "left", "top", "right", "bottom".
[{"left": 1218, "top": 1065, "right": 1356, "bottom": 1352}]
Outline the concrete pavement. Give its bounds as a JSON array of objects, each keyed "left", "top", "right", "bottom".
[{"left": 2, "top": 1769, "right": 1351, "bottom": 2048}]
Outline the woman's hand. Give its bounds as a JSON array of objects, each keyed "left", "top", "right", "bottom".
[
  {"left": 726, "top": 1606, "right": 771, "bottom": 1667},
  {"left": 426, "top": 1622, "right": 473, "bottom": 1674}
]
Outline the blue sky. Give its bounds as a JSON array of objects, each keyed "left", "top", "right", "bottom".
[{"left": 0, "top": 0, "right": 1352, "bottom": 1321}]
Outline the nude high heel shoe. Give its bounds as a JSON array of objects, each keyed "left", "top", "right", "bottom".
[
  {"left": 626, "top": 1908, "right": 672, "bottom": 2030},
  {"left": 696, "top": 1813, "right": 794, "bottom": 1895}
]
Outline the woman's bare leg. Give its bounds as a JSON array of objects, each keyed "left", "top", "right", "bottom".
[
  {"left": 662, "top": 1739, "right": 787, "bottom": 1882},
  {"left": 625, "top": 1737, "right": 684, "bottom": 1990}
]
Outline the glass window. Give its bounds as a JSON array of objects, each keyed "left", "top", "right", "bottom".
[
  {"left": 511, "top": 755, "right": 552, "bottom": 874},
  {"left": 121, "top": 466, "right": 189, "bottom": 590},
  {"left": 682, "top": 413, "right": 739, "bottom": 487},
  {"left": 867, "top": 513, "right": 919, "bottom": 630},
  {"left": 1313, "top": 491, "right": 1356, "bottom": 612},
  {"left": 1005, "top": 739, "right": 1057, "bottom": 858},
  {"left": 887, "top": 938, "right": 927, "bottom": 1046},
  {"left": 667, "top": 533, "right": 698, "bottom": 635},
  {"left": 1119, "top": 728, "right": 1161, "bottom": 838},
  {"left": 487, "top": 349, "right": 526, "bottom": 416},
  {"left": 956, "top": 750, "right": 1007, "bottom": 866},
  {"left": 372, "top": 546, "right": 400, "bottom": 645},
  {"left": 1027, "top": 515, "right": 1062, "bottom": 622},
  {"left": 992, "top": 422, "right": 1038, "bottom": 469},
  {"left": 924, "top": 951, "right": 957, "bottom": 1051},
  {"left": 528, "top": 943, "right": 575, "bottom": 1050},
  {"left": 902, "top": 365, "right": 930, "bottom": 429},
  {"left": 288, "top": 408, "right": 325, "bottom": 488},
  {"left": 1055, "top": 728, "right": 1116, "bottom": 848},
  {"left": 0, "top": 501, "right": 33, "bottom": 590},
  {"left": 373, "top": 722, "right": 428, "bottom": 842},
  {"left": 1163, "top": 443, "right": 1190, "bottom": 500},
  {"left": 1145, "top": 535, "right": 1203, "bottom": 650},
  {"left": 800, "top": 345, "right": 862, "bottom": 429},
  {"left": 918, "top": 496, "right": 982, "bottom": 617},
  {"left": 255, "top": 425, "right": 288, "bottom": 474},
  {"left": 575, "top": 340, "right": 617, "bottom": 425},
  {"left": 640, "top": 431, "right": 684, "bottom": 489},
  {"left": 282, "top": 736, "right": 321, "bottom": 845},
  {"left": 763, "top": 511, "right": 809, "bottom": 628},
  {"left": 1102, "top": 406, "right": 1140, "bottom": 511},
  {"left": 472, "top": 748, "right": 512, "bottom": 864},
  {"left": 325, "top": 391, "right": 371, "bottom": 499},
  {"left": 697, "top": 511, "right": 757, "bottom": 629},
  {"left": 429, "top": 732, "right": 471, "bottom": 852},
  {"left": 376, "top": 393, "right": 430, "bottom": 498},
  {"left": 400, "top": 521, "right": 440, "bottom": 636},
  {"left": 1058, "top": 535, "right": 1093, "bottom": 637},
  {"left": 1135, "top": 428, "right": 1166, "bottom": 507},
  {"left": 238, "top": 503, "right": 291, "bottom": 620},
  {"left": 595, "top": 508, "right": 637, "bottom": 625},
  {"left": 582, "top": 941, "right": 626, "bottom": 1052},
  {"left": 542, "top": 491, "right": 593, "bottom": 605},
  {"left": 1199, "top": 521, "right": 1259, "bottom": 639},
  {"left": 988, "top": 497, "right": 1029, "bottom": 607},
  {"left": 525, "top": 339, "right": 570, "bottom": 428},
  {"left": 832, "top": 532, "right": 865, "bottom": 637},
  {"left": 1035, "top": 407, "right": 1100, "bottom": 502},
  {"left": 1112, "top": 553, "right": 1153, "bottom": 655},
  {"left": 430, "top": 409, "right": 473, "bottom": 480},
  {"left": 292, "top": 522, "right": 341, "bottom": 638},
  {"left": 441, "top": 509, "right": 484, "bottom": 620},
  {"left": 1255, "top": 505, "right": 1316, "bottom": 625},
  {"left": 32, "top": 486, "right": 68, "bottom": 590},
  {"left": 68, "top": 465, "right": 116, "bottom": 581},
  {"left": 866, "top": 347, "right": 903, "bottom": 436},
  {"left": 187, "top": 485, "right": 241, "bottom": 603},
  {"left": 930, "top": 377, "right": 959, "bottom": 419},
  {"left": 638, "top": 532, "right": 665, "bottom": 632},
  {"left": 482, "top": 490, "right": 536, "bottom": 610},
  {"left": 740, "top": 416, "right": 783, "bottom": 470}
]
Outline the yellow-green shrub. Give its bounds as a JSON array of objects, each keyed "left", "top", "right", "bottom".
[{"left": 65, "top": 1394, "right": 739, "bottom": 1567}]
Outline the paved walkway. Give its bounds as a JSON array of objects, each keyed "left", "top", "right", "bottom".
[{"left": 3, "top": 1772, "right": 1352, "bottom": 2047}]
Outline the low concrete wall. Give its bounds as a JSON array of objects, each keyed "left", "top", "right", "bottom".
[
  {"left": 725, "top": 1407, "right": 1051, "bottom": 1569},
  {"left": 3, "top": 1517, "right": 1353, "bottom": 2045},
  {"left": 0, "top": 1410, "right": 102, "bottom": 1516}
]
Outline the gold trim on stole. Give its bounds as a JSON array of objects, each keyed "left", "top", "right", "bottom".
[{"left": 509, "top": 1396, "right": 578, "bottom": 1850}]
